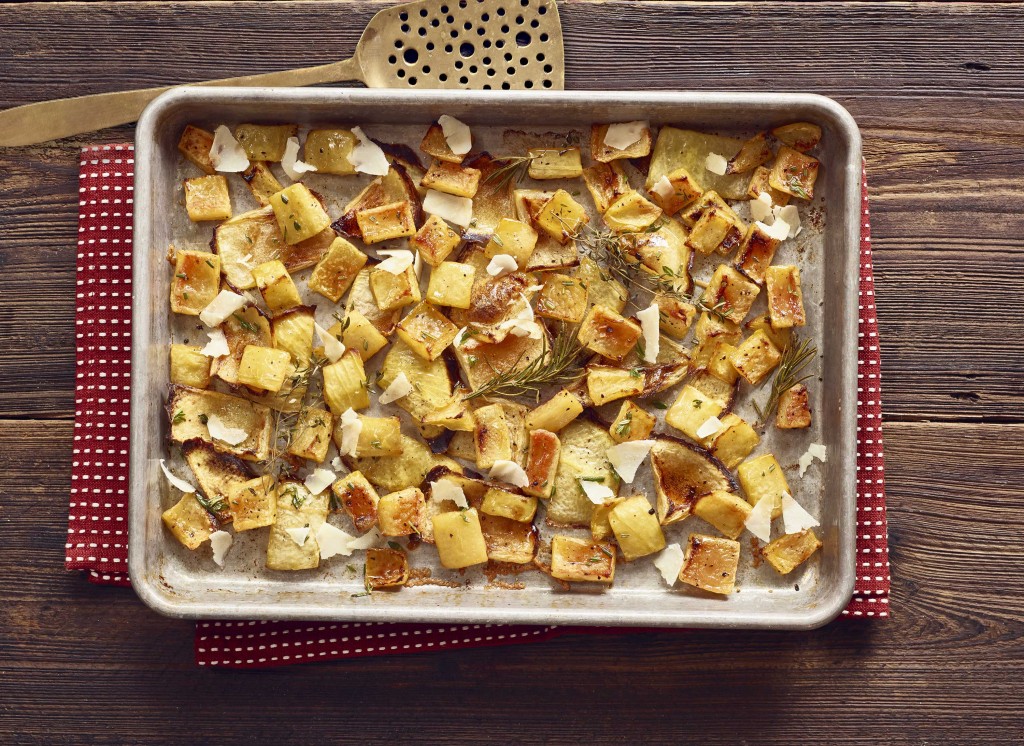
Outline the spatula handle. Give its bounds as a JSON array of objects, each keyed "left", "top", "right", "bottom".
[{"left": 0, "top": 57, "right": 362, "bottom": 147}]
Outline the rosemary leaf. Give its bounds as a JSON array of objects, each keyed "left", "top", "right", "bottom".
[{"left": 753, "top": 334, "right": 818, "bottom": 430}]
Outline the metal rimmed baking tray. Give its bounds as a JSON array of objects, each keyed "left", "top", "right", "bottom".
[{"left": 129, "top": 87, "right": 861, "bottom": 629}]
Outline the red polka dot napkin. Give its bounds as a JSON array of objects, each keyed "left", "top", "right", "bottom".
[{"left": 66, "top": 145, "right": 889, "bottom": 668}]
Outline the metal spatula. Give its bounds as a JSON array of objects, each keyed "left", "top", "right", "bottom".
[{"left": 0, "top": 0, "right": 564, "bottom": 147}]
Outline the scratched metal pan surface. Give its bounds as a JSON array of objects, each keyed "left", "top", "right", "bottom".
[{"left": 129, "top": 87, "right": 861, "bottom": 629}]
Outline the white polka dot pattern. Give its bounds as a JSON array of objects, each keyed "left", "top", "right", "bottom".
[{"left": 66, "top": 147, "right": 889, "bottom": 667}]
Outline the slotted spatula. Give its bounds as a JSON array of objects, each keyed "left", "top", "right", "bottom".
[{"left": 0, "top": 0, "right": 564, "bottom": 147}]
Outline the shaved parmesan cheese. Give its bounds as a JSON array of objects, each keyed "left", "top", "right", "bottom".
[
  {"left": 200, "top": 328, "right": 229, "bottom": 358},
  {"left": 489, "top": 460, "right": 529, "bottom": 488},
  {"left": 199, "top": 290, "right": 247, "bottom": 328},
  {"left": 206, "top": 413, "right": 248, "bottom": 445},
  {"left": 653, "top": 543, "right": 684, "bottom": 586},
  {"left": 486, "top": 253, "right": 518, "bottom": 277},
  {"left": 338, "top": 408, "right": 362, "bottom": 457},
  {"left": 413, "top": 248, "right": 424, "bottom": 279},
  {"left": 604, "top": 120, "right": 648, "bottom": 151},
  {"left": 348, "top": 126, "right": 390, "bottom": 176},
  {"left": 209, "top": 125, "right": 249, "bottom": 172},
  {"left": 379, "top": 372, "right": 413, "bottom": 404},
  {"left": 745, "top": 495, "right": 774, "bottom": 542},
  {"left": 705, "top": 152, "right": 728, "bottom": 176},
  {"left": 423, "top": 189, "right": 473, "bottom": 227},
  {"left": 431, "top": 479, "right": 469, "bottom": 509},
  {"left": 376, "top": 249, "right": 415, "bottom": 275},
  {"left": 695, "top": 415, "right": 724, "bottom": 440},
  {"left": 782, "top": 492, "right": 820, "bottom": 534},
  {"left": 636, "top": 302, "right": 660, "bottom": 363},
  {"left": 756, "top": 218, "right": 790, "bottom": 241},
  {"left": 580, "top": 479, "right": 616, "bottom": 504},
  {"left": 314, "top": 321, "right": 346, "bottom": 362},
  {"left": 438, "top": 114, "right": 472, "bottom": 155},
  {"left": 286, "top": 526, "right": 310, "bottom": 547},
  {"left": 316, "top": 523, "right": 355, "bottom": 560},
  {"left": 281, "top": 136, "right": 317, "bottom": 181},
  {"left": 304, "top": 468, "right": 336, "bottom": 495},
  {"left": 607, "top": 439, "right": 655, "bottom": 483},
  {"left": 331, "top": 456, "right": 345, "bottom": 471},
  {"left": 651, "top": 175, "right": 674, "bottom": 200},
  {"left": 159, "top": 459, "right": 196, "bottom": 493},
  {"left": 798, "top": 443, "right": 827, "bottom": 477},
  {"left": 346, "top": 526, "right": 382, "bottom": 551},
  {"left": 775, "top": 204, "right": 802, "bottom": 237},
  {"left": 750, "top": 191, "right": 774, "bottom": 223},
  {"left": 210, "top": 530, "right": 233, "bottom": 567},
  {"left": 499, "top": 296, "right": 543, "bottom": 339}
]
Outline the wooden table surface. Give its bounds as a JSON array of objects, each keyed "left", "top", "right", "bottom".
[{"left": 2, "top": 1, "right": 1022, "bottom": 743}]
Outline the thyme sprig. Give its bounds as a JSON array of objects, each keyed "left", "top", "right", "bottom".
[
  {"left": 482, "top": 155, "right": 537, "bottom": 192},
  {"left": 464, "top": 322, "right": 586, "bottom": 401},
  {"left": 264, "top": 353, "right": 330, "bottom": 480},
  {"left": 753, "top": 334, "right": 818, "bottom": 430},
  {"left": 195, "top": 492, "right": 228, "bottom": 515}
]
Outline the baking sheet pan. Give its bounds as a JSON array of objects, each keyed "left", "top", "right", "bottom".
[{"left": 129, "top": 87, "right": 860, "bottom": 629}]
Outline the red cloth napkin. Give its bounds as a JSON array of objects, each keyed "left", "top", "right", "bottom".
[{"left": 66, "top": 145, "right": 890, "bottom": 668}]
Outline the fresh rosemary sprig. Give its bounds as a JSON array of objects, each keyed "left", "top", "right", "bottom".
[
  {"left": 482, "top": 155, "right": 536, "bottom": 192},
  {"left": 195, "top": 492, "right": 228, "bottom": 515},
  {"left": 753, "top": 334, "right": 818, "bottom": 430},
  {"left": 464, "top": 322, "right": 586, "bottom": 401}
]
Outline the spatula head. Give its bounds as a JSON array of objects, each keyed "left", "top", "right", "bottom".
[{"left": 357, "top": 0, "right": 564, "bottom": 91}]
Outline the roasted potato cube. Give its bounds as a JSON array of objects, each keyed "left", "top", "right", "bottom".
[
  {"left": 349, "top": 435, "right": 463, "bottom": 494},
  {"left": 589, "top": 497, "right": 626, "bottom": 542},
  {"left": 577, "top": 256, "right": 628, "bottom": 314},
  {"left": 726, "top": 131, "right": 772, "bottom": 175},
  {"left": 377, "top": 487, "right": 426, "bottom": 536},
  {"left": 694, "top": 491, "right": 752, "bottom": 540},
  {"left": 535, "top": 189, "right": 588, "bottom": 244},
  {"left": 734, "top": 223, "right": 781, "bottom": 284},
  {"left": 266, "top": 484, "right": 329, "bottom": 571},
  {"left": 420, "top": 122, "right": 465, "bottom": 164},
  {"left": 241, "top": 161, "right": 284, "bottom": 207},
  {"left": 272, "top": 307, "right": 315, "bottom": 367},
  {"left": 354, "top": 415, "right": 404, "bottom": 457},
  {"left": 686, "top": 206, "right": 746, "bottom": 256},
  {"left": 426, "top": 261, "right": 476, "bottom": 309},
  {"left": 269, "top": 183, "right": 331, "bottom": 245},
  {"left": 746, "top": 313, "right": 792, "bottom": 352},
  {"left": 251, "top": 260, "right": 302, "bottom": 312},
  {"left": 411, "top": 213, "right": 462, "bottom": 266},
  {"left": 527, "top": 147, "right": 583, "bottom": 179},
  {"left": 420, "top": 159, "right": 481, "bottom": 198},
  {"left": 765, "top": 529, "right": 823, "bottom": 574},
  {"left": 647, "top": 166, "right": 704, "bottom": 215},
  {"left": 603, "top": 190, "right": 663, "bottom": 233},
  {"left": 690, "top": 311, "right": 742, "bottom": 369},
  {"left": 587, "top": 365, "right": 645, "bottom": 406},
  {"left": 356, "top": 200, "right": 417, "bottom": 244},
  {"left": 234, "top": 123, "right": 296, "bottom": 162},
  {"left": 765, "top": 265, "right": 806, "bottom": 328},
  {"left": 395, "top": 301, "right": 460, "bottom": 361},
  {"left": 432, "top": 508, "right": 489, "bottom": 568},
  {"left": 609, "top": 400, "right": 656, "bottom": 443},
  {"left": 303, "top": 128, "right": 357, "bottom": 174},
  {"left": 484, "top": 217, "right": 539, "bottom": 266},
  {"left": 550, "top": 535, "right": 616, "bottom": 582},
  {"left": 479, "top": 508, "right": 537, "bottom": 564},
  {"left": 322, "top": 350, "right": 369, "bottom": 414},
  {"left": 701, "top": 264, "right": 761, "bottom": 325},
  {"left": 330, "top": 310, "right": 388, "bottom": 362},
  {"left": 184, "top": 175, "right": 232, "bottom": 222},
  {"left": 769, "top": 146, "right": 820, "bottom": 201},
  {"left": 707, "top": 342, "right": 740, "bottom": 385},
  {"left": 678, "top": 533, "right": 740, "bottom": 594},
  {"left": 688, "top": 369, "right": 737, "bottom": 411},
  {"left": 481, "top": 486, "right": 537, "bottom": 522},
  {"left": 287, "top": 407, "right": 334, "bottom": 463},
  {"left": 536, "top": 274, "right": 588, "bottom": 323},
  {"left": 609, "top": 495, "right": 666, "bottom": 561},
  {"left": 549, "top": 420, "right": 619, "bottom": 526},
  {"left": 177, "top": 125, "right": 215, "bottom": 174},
  {"left": 162, "top": 493, "right": 216, "bottom": 550},
  {"left": 228, "top": 475, "right": 277, "bottom": 531},
  {"left": 365, "top": 547, "right": 409, "bottom": 588},
  {"left": 525, "top": 389, "right": 584, "bottom": 433},
  {"left": 777, "top": 384, "right": 812, "bottom": 429},
  {"left": 308, "top": 237, "right": 368, "bottom": 303},
  {"left": 331, "top": 471, "right": 380, "bottom": 533},
  {"left": 708, "top": 413, "right": 759, "bottom": 469},
  {"left": 578, "top": 304, "right": 643, "bottom": 362},
  {"left": 747, "top": 165, "right": 791, "bottom": 206},
  {"left": 653, "top": 293, "right": 697, "bottom": 340},
  {"left": 591, "top": 122, "right": 652, "bottom": 163},
  {"left": 738, "top": 453, "right": 788, "bottom": 518},
  {"left": 422, "top": 395, "right": 476, "bottom": 432},
  {"left": 473, "top": 403, "right": 514, "bottom": 470},
  {"left": 680, "top": 190, "right": 732, "bottom": 228},
  {"left": 582, "top": 161, "right": 631, "bottom": 214},
  {"left": 370, "top": 264, "right": 421, "bottom": 312},
  {"left": 772, "top": 122, "right": 822, "bottom": 153},
  {"left": 730, "top": 329, "right": 782, "bottom": 385},
  {"left": 380, "top": 338, "right": 454, "bottom": 430},
  {"left": 524, "top": 429, "right": 560, "bottom": 498},
  {"left": 170, "top": 344, "right": 212, "bottom": 388},
  {"left": 665, "top": 384, "right": 724, "bottom": 441},
  {"left": 236, "top": 345, "right": 292, "bottom": 392}
]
